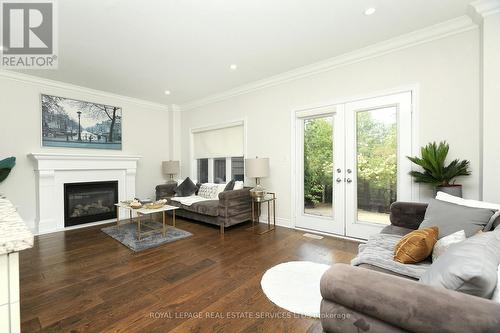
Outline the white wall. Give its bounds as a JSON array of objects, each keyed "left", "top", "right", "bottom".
[
  {"left": 180, "top": 29, "right": 481, "bottom": 228},
  {"left": 482, "top": 11, "right": 500, "bottom": 202},
  {"left": 0, "top": 73, "right": 171, "bottom": 232}
]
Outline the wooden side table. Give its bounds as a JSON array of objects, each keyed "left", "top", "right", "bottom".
[{"left": 251, "top": 192, "right": 276, "bottom": 234}]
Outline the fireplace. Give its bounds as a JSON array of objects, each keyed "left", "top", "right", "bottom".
[{"left": 64, "top": 181, "right": 118, "bottom": 227}]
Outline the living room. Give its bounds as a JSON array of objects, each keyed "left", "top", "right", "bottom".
[{"left": 1, "top": 1, "right": 500, "bottom": 332}]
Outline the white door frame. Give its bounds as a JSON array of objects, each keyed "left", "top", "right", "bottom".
[{"left": 290, "top": 86, "right": 419, "bottom": 240}]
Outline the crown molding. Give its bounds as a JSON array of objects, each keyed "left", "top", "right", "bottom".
[
  {"left": 0, "top": 70, "right": 169, "bottom": 111},
  {"left": 470, "top": 0, "right": 500, "bottom": 17},
  {"left": 181, "top": 16, "right": 477, "bottom": 111}
]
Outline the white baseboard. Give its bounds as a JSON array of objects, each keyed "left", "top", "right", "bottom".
[
  {"left": 258, "top": 215, "right": 365, "bottom": 243},
  {"left": 35, "top": 218, "right": 116, "bottom": 236}
]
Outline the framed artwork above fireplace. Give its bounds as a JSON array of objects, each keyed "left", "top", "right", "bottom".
[{"left": 41, "top": 94, "right": 122, "bottom": 150}]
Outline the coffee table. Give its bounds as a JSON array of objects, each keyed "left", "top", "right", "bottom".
[{"left": 115, "top": 203, "right": 179, "bottom": 240}]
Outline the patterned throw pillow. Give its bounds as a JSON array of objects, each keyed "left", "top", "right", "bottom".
[
  {"left": 198, "top": 184, "right": 219, "bottom": 199},
  {"left": 394, "top": 227, "right": 439, "bottom": 264}
]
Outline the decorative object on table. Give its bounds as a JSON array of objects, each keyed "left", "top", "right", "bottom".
[
  {"left": 129, "top": 199, "right": 142, "bottom": 209},
  {"left": 101, "top": 223, "right": 192, "bottom": 252},
  {"left": 0, "top": 156, "right": 16, "bottom": 183},
  {"left": 251, "top": 192, "right": 276, "bottom": 234},
  {"left": 41, "top": 94, "right": 122, "bottom": 150},
  {"left": 162, "top": 160, "right": 180, "bottom": 184},
  {"left": 144, "top": 199, "right": 167, "bottom": 209},
  {"left": 407, "top": 141, "right": 471, "bottom": 197},
  {"left": 260, "top": 261, "right": 330, "bottom": 318},
  {"left": 245, "top": 157, "right": 270, "bottom": 199}
]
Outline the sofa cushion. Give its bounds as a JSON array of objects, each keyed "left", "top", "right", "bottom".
[
  {"left": 420, "top": 229, "right": 500, "bottom": 298},
  {"left": 188, "top": 200, "right": 219, "bottom": 216},
  {"left": 394, "top": 227, "right": 438, "bottom": 264},
  {"left": 419, "top": 199, "right": 496, "bottom": 238},
  {"left": 174, "top": 177, "right": 198, "bottom": 197}
]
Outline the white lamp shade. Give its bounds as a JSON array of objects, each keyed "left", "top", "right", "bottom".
[
  {"left": 245, "top": 158, "right": 269, "bottom": 178},
  {"left": 162, "top": 160, "right": 180, "bottom": 175}
]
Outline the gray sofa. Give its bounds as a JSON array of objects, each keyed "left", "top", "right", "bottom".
[
  {"left": 155, "top": 183, "right": 252, "bottom": 234},
  {"left": 320, "top": 202, "right": 500, "bottom": 333}
]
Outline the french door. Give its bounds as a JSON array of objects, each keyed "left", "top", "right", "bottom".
[{"left": 295, "top": 92, "right": 413, "bottom": 239}]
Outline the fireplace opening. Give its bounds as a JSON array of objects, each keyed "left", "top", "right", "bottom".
[{"left": 64, "top": 181, "right": 118, "bottom": 227}]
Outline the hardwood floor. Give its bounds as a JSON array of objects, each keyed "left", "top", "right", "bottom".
[{"left": 19, "top": 218, "right": 359, "bottom": 333}]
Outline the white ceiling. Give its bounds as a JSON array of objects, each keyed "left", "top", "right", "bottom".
[{"left": 16, "top": 0, "right": 474, "bottom": 105}]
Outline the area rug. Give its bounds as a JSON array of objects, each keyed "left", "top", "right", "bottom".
[
  {"left": 101, "top": 221, "right": 192, "bottom": 252},
  {"left": 261, "top": 261, "right": 330, "bottom": 318}
]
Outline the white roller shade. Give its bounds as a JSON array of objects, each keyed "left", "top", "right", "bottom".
[{"left": 193, "top": 124, "right": 244, "bottom": 159}]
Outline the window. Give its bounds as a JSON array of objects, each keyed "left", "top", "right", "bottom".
[
  {"left": 192, "top": 122, "right": 245, "bottom": 184},
  {"left": 213, "top": 158, "right": 226, "bottom": 183},
  {"left": 197, "top": 159, "right": 208, "bottom": 183},
  {"left": 195, "top": 156, "right": 245, "bottom": 184},
  {"left": 231, "top": 157, "right": 245, "bottom": 181}
]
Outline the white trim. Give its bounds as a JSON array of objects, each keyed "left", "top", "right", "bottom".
[
  {"left": 470, "top": 0, "right": 500, "bottom": 17},
  {"left": 29, "top": 153, "right": 141, "bottom": 162},
  {"left": 180, "top": 16, "right": 476, "bottom": 111},
  {"left": 0, "top": 70, "right": 169, "bottom": 111}
]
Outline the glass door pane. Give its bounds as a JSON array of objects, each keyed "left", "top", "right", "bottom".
[
  {"left": 356, "top": 107, "right": 397, "bottom": 224},
  {"left": 303, "top": 116, "right": 334, "bottom": 217}
]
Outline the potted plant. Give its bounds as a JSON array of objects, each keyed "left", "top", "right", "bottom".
[
  {"left": 407, "top": 142, "right": 470, "bottom": 197},
  {"left": 0, "top": 156, "right": 16, "bottom": 183}
]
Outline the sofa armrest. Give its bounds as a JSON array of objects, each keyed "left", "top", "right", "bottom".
[
  {"left": 217, "top": 189, "right": 252, "bottom": 227},
  {"left": 389, "top": 201, "right": 428, "bottom": 230},
  {"left": 218, "top": 188, "right": 251, "bottom": 209},
  {"left": 320, "top": 264, "right": 500, "bottom": 333},
  {"left": 155, "top": 183, "right": 177, "bottom": 200}
]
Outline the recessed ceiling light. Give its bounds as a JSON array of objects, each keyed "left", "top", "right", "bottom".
[
  {"left": 164, "top": 90, "right": 171, "bottom": 95},
  {"left": 230, "top": 64, "right": 237, "bottom": 70},
  {"left": 364, "top": 7, "right": 376, "bottom": 16}
]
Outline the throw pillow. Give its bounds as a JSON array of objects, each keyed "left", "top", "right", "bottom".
[
  {"left": 233, "top": 181, "right": 244, "bottom": 190},
  {"left": 420, "top": 229, "right": 500, "bottom": 298},
  {"left": 198, "top": 184, "right": 219, "bottom": 199},
  {"left": 436, "top": 191, "right": 500, "bottom": 231},
  {"left": 394, "top": 227, "right": 439, "bottom": 264},
  {"left": 432, "top": 230, "right": 466, "bottom": 262},
  {"left": 491, "top": 265, "right": 500, "bottom": 302},
  {"left": 419, "top": 199, "right": 496, "bottom": 238},
  {"left": 436, "top": 191, "right": 500, "bottom": 211},
  {"left": 174, "top": 177, "right": 198, "bottom": 197},
  {"left": 224, "top": 179, "right": 236, "bottom": 191}
]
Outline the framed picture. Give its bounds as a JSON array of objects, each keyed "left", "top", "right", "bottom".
[{"left": 41, "top": 94, "right": 122, "bottom": 150}]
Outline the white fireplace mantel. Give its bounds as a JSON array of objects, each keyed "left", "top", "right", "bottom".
[{"left": 29, "top": 153, "right": 141, "bottom": 234}]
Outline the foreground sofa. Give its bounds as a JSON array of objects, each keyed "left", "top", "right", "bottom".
[
  {"left": 320, "top": 202, "right": 500, "bottom": 333},
  {"left": 155, "top": 183, "right": 252, "bottom": 234}
]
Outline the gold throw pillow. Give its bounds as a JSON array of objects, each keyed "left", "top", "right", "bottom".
[{"left": 394, "top": 227, "right": 439, "bottom": 264}]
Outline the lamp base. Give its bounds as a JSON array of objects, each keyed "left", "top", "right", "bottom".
[{"left": 250, "top": 184, "right": 267, "bottom": 200}]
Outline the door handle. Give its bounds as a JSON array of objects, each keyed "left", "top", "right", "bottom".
[
  {"left": 336, "top": 178, "right": 342, "bottom": 183},
  {"left": 346, "top": 178, "right": 352, "bottom": 183}
]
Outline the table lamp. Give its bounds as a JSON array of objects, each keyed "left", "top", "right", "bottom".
[
  {"left": 162, "top": 160, "right": 180, "bottom": 184},
  {"left": 245, "top": 157, "right": 269, "bottom": 199}
]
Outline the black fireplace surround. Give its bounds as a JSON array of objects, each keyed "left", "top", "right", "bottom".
[{"left": 64, "top": 181, "right": 118, "bottom": 227}]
